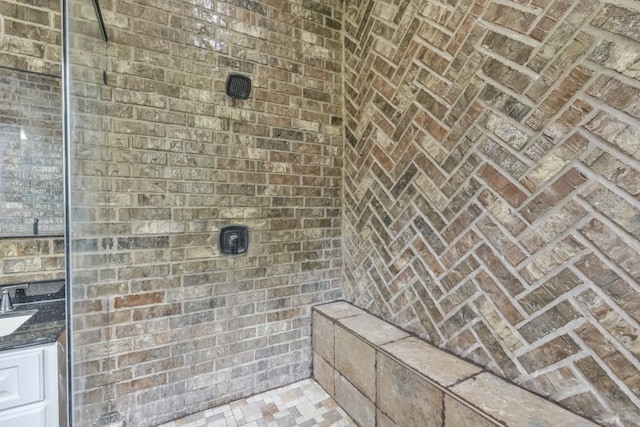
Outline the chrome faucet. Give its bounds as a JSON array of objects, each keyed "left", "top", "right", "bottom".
[{"left": 0, "top": 284, "right": 29, "bottom": 313}]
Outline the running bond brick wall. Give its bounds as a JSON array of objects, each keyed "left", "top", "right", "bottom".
[
  {"left": 342, "top": 1, "right": 640, "bottom": 425},
  {"left": 0, "top": 0, "right": 63, "bottom": 282},
  {"left": 68, "top": 0, "right": 343, "bottom": 426},
  {"left": 0, "top": 69, "right": 63, "bottom": 236},
  {"left": 0, "top": 236, "right": 64, "bottom": 285},
  {"left": 0, "top": 0, "right": 61, "bottom": 74}
]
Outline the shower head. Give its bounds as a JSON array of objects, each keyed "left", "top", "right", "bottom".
[{"left": 226, "top": 74, "right": 252, "bottom": 100}]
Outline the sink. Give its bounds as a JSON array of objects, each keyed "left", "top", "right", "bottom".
[{"left": 0, "top": 310, "right": 37, "bottom": 337}]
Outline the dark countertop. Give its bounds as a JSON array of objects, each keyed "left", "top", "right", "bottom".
[{"left": 0, "top": 298, "right": 66, "bottom": 352}]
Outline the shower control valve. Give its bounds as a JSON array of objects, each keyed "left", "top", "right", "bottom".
[{"left": 219, "top": 225, "right": 248, "bottom": 255}]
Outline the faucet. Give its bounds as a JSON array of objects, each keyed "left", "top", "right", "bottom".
[{"left": 0, "top": 284, "right": 29, "bottom": 313}]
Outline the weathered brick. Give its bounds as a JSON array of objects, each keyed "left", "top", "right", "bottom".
[
  {"left": 520, "top": 168, "right": 588, "bottom": 222},
  {"left": 592, "top": 4, "right": 640, "bottom": 43},
  {"left": 576, "top": 323, "right": 640, "bottom": 397},
  {"left": 559, "top": 391, "right": 612, "bottom": 424},
  {"left": 518, "top": 200, "right": 588, "bottom": 253},
  {"left": 518, "top": 335, "right": 581, "bottom": 372},
  {"left": 476, "top": 217, "right": 526, "bottom": 266},
  {"left": 473, "top": 318, "right": 521, "bottom": 377},
  {"left": 482, "top": 57, "right": 533, "bottom": 94},
  {"left": 477, "top": 189, "right": 527, "bottom": 236},
  {"left": 581, "top": 219, "right": 640, "bottom": 281},
  {"left": 518, "top": 268, "right": 582, "bottom": 314},
  {"left": 588, "top": 40, "right": 640, "bottom": 79},
  {"left": 586, "top": 111, "right": 640, "bottom": 160},
  {"left": 575, "top": 254, "right": 640, "bottom": 324},
  {"left": 576, "top": 290, "right": 640, "bottom": 360},
  {"left": 475, "top": 244, "right": 525, "bottom": 296},
  {"left": 575, "top": 356, "right": 640, "bottom": 425},
  {"left": 519, "top": 235, "right": 585, "bottom": 284},
  {"left": 583, "top": 184, "right": 640, "bottom": 240},
  {"left": 477, "top": 163, "right": 528, "bottom": 208},
  {"left": 590, "top": 76, "right": 635, "bottom": 114},
  {"left": 518, "top": 300, "right": 581, "bottom": 343},
  {"left": 482, "top": 3, "right": 538, "bottom": 33},
  {"left": 523, "top": 366, "right": 582, "bottom": 398},
  {"left": 4, "top": 0, "right": 640, "bottom": 425},
  {"left": 481, "top": 30, "right": 534, "bottom": 65},
  {"left": 526, "top": 66, "right": 593, "bottom": 130}
]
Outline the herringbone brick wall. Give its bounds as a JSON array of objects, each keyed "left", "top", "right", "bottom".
[{"left": 342, "top": 0, "right": 640, "bottom": 425}]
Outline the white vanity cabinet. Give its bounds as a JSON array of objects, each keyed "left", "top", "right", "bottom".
[{"left": 0, "top": 343, "right": 58, "bottom": 427}]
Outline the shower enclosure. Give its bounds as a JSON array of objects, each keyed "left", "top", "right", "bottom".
[
  {"left": 62, "top": 0, "right": 640, "bottom": 425},
  {"left": 64, "top": 0, "right": 344, "bottom": 425}
]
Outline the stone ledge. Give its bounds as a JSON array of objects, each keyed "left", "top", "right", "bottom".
[{"left": 313, "top": 301, "right": 599, "bottom": 427}]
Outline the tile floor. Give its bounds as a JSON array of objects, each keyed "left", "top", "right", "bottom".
[{"left": 158, "top": 379, "right": 356, "bottom": 427}]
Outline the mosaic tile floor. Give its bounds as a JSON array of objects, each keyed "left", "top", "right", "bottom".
[{"left": 158, "top": 379, "right": 357, "bottom": 427}]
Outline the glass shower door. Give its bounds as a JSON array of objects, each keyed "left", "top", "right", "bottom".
[{"left": 63, "top": 0, "right": 113, "bottom": 425}]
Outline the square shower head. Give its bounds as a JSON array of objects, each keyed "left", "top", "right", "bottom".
[{"left": 226, "top": 74, "right": 252, "bottom": 100}]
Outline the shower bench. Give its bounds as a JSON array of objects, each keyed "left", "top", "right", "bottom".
[{"left": 312, "top": 301, "right": 597, "bottom": 427}]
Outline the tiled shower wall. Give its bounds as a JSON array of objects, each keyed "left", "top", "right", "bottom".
[
  {"left": 342, "top": 0, "right": 640, "bottom": 426},
  {"left": 69, "top": 0, "right": 342, "bottom": 426}
]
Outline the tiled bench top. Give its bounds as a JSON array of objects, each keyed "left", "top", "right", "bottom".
[{"left": 313, "top": 301, "right": 599, "bottom": 427}]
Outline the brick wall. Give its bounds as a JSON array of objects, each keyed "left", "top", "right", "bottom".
[
  {"left": 6, "top": 0, "right": 637, "bottom": 425},
  {"left": 0, "top": 0, "right": 61, "bottom": 75},
  {"left": 0, "top": 0, "right": 63, "bottom": 283},
  {"left": 67, "top": 0, "right": 343, "bottom": 425},
  {"left": 0, "top": 236, "right": 65, "bottom": 285},
  {"left": 342, "top": 1, "right": 640, "bottom": 425},
  {"left": 0, "top": 69, "right": 63, "bottom": 236}
]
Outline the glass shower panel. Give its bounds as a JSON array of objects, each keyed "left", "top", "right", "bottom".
[{"left": 64, "top": 0, "right": 112, "bottom": 425}]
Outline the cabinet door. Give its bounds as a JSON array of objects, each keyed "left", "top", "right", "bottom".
[
  {"left": 0, "top": 347, "right": 44, "bottom": 411},
  {"left": 0, "top": 402, "right": 47, "bottom": 427}
]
